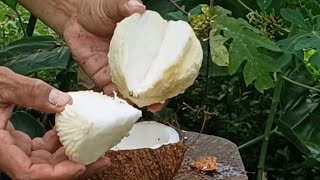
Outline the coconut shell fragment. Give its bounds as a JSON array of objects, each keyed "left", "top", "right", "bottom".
[{"left": 87, "top": 121, "right": 188, "bottom": 180}]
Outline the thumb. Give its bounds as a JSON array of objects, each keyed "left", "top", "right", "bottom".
[
  {"left": 106, "top": 0, "right": 146, "bottom": 21},
  {"left": 1, "top": 67, "right": 72, "bottom": 113}
]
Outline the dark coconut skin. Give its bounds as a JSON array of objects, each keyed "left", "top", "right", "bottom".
[{"left": 86, "top": 128, "right": 188, "bottom": 180}]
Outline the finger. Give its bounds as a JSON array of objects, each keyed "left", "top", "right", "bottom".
[
  {"left": 103, "top": 82, "right": 118, "bottom": 96},
  {"left": 51, "top": 147, "right": 70, "bottom": 165},
  {"left": 0, "top": 104, "right": 14, "bottom": 129},
  {"left": 0, "top": 130, "right": 32, "bottom": 179},
  {"left": 29, "top": 161, "right": 85, "bottom": 180},
  {"left": 0, "top": 130, "right": 85, "bottom": 180},
  {"left": 30, "top": 150, "right": 52, "bottom": 164},
  {"left": 107, "top": 0, "right": 146, "bottom": 21},
  {"left": 10, "top": 130, "right": 32, "bottom": 156},
  {"left": 148, "top": 100, "right": 170, "bottom": 113},
  {"left": 32, "top": 129, "right": 62, "bottom": 153},
  {"left": 5, "top": 121, "right": 15, "bottom": 132},
  {"left": 0, "top": 67, "right": 72, "bottom": 114},
  {"left": 77, "top": 156, "right": 110, "bottom": 179}
]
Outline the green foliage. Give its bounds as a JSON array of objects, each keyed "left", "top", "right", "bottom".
[
  {"left": 0, "top": 0, "right": 17, "bottom": 10},
  {"left": 212, "top": 6, "right": 282, "bottom": 92},
  {"left": 0, "top": 36, "right": 72, "bottom": 75},
  {"left": 0, "top": 2, "right": 56, "bottom": 48},
  {"left": 11, "top": 111, "right": 46, "bottom": 138},
  {"left": 256, "top": 0, "right": 272, "bottom": 11}
]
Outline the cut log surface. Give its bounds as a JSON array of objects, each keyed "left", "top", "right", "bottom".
[{"left": 174, "top": 131, "right": 248, "bottom": 180}]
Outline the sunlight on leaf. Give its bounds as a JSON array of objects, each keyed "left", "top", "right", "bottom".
[{"left": 209, "top": 32, "right": 229, "bottom": 66}]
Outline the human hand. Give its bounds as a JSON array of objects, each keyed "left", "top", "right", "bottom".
[
  {"left": 0, "top": 67, "right": 110, "bottom": 180},
  {"left": 63, "top": 0, "right": 167, "bottom": 112}
]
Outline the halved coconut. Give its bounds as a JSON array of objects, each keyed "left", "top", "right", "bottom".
[
  {"left": 55, "top": 91, "right": 142, "bottom": 165},
  {"left": 87, "top": 121, "right": 188, "bottom": 180},
  {"left": 108, "top": 10, "right": 203, "bottom": 107}
]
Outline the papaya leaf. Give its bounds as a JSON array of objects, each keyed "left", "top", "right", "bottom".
[
  {"left": 0, "top": 0, "right": 17, "bottom": 10},
  {"left": 280, "top": 8, "right": 312, "bottom": 31},
  {"left": 0, "top": 36, "right": 71, "bottom": 75},
  {"left": 11, "top": 111, "right": 46, "bottom": 139},
  {"left": 256, "top": 0, "right": 272, "bottom": 11},
  {"left": 212, "top": 6, "right": 282, "bottom": 93},
  {"left": 209, "top": 32, "right": 229, "bottom": 66},
  {"left": 277, "top": 10, "right": 320, "bottom": 67}
]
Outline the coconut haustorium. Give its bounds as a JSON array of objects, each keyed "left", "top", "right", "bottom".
[
  {"left": 87, "top": 121, "right": 188, "bottom": 180},
  {"left": 108, "top": 10, "right": 203, "bottom": 108}
]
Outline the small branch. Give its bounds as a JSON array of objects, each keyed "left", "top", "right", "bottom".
[
  {"left": 210, "top": 0, "right": 214, "bottom": 7},
  {"left": 238, "top": 128, "right": 277, "bottom": 150},
  {"left": 169, "top": 0, "right": 188, "bottom": 15},
  {"left": 257, "top": 77, "right": 283, "bottom": 180},
  {"left": 236, "top": 0, "right": 254, "bottom": 12},
  {"left": 282, "top": 76, "right": 320, "bottom": 93}
]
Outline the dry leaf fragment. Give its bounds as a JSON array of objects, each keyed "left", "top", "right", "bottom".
[{"left": 189, "top": 156, "right": 220, "bottom": 173}]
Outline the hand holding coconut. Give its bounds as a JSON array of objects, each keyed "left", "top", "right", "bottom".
[
  {"left": 0, "top": 0, "right": 203, "bottom": 178},
  {"left": 0, "top": 67, "right": 109, "bottom": 179},
  {"left": 18, "top": 0, "right": 166, "bottom": 112}
]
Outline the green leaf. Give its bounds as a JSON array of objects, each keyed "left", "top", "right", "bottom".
[
  {"left": 165, "top": 10, "right": 188, "bottom": 21},
  {"left": 11, "top": 111, "right": 46, "bottom": 139},
  {"left": 0, "top": 0, "right": 17, "bottom": 10},
  {"left": 276, "top": 67, "right": 320, "bottom": 160},
  {"left": 0, "top": 36, "right": 57, "bottom": 59},
  {"left": 280, "top": 8, "right": 312, "bottom": 31},
  {"left": 277, "top": 12, "right": 320, "bottom": 67},
  {"left": 212, "top": 6, "right": 282, "bottom": 92},
  {"left": 256, "top": 0, "right": 272, "bottom": 11},
  {"left": 142, "top": 0, "right": 178, "bottom": 17},
  {"left": 0, "top": 36, "right": 71, "bottom": 75},
  {"left": 209, "top": 32, "right": 229, "bottom": 66}
]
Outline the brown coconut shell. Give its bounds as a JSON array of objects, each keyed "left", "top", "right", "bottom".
[{"left": 87, "top": 126, "right": 188, "bottom": 180}]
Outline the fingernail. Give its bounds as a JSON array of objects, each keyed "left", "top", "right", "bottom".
[
  {"left": 49, "top": 89, "right": 72, "bottom": 107},
  {"left": 128, "top": 0, "right": 145, "bottom": 9}
]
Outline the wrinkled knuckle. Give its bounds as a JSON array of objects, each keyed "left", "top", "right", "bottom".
[
  {"left": 28, "top": 79, "right": 46, "bottom": 107},
  {"left": 30, "top": 79, "right": 45, "bottom": 98}
]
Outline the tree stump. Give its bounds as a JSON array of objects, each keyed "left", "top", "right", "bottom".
[{"left": 174, "top": 131, "right": 248, "bottom": 180}]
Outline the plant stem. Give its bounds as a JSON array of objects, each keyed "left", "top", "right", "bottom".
[
  {"left": 257, "top": 77, "right": 283, "bottom": 180},
  {"left": 238, "top": 128, "right": 277, "bottom": 150},
  {"left": 26, "top": 14, "right": 37, "bottom": 37},
  {"left": 282, "top": 76, "right": 320, "bottom": 92},
  {"left": 169, "top": 0, "right": 188, "bottom": 15},
  {"left": 202, "top": 42, "right": 210, "bottom": 106},
  {"left": 14, "top": 8, "right": 27, "bottom": 37},
  {"left": 236, "top": 0, "right": 254, "bottom": 12}
]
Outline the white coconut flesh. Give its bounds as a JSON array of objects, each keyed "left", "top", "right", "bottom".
[
  {"left": 55, "top": 91, "right": 142, "bottom": 165},
  {"left": 111, "top": 121, "right": 181, "bottom": 151},
  {"left": 108, "top": 10, "right": 203, "bottom": 107}
]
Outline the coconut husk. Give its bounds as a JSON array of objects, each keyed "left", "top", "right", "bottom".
[{"left": 87, "top": 128, "right": 188, "bottom": 180}]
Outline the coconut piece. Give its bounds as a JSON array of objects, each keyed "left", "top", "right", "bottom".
[
  {"left": 55, "top": 91, "right": 142, "bottom": 165},
  {"left": 87, "top": 121, "right": 188, "bottom": 180},
  {"left": 108, "top": 10, "right": 203, "bottom": 107}
]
